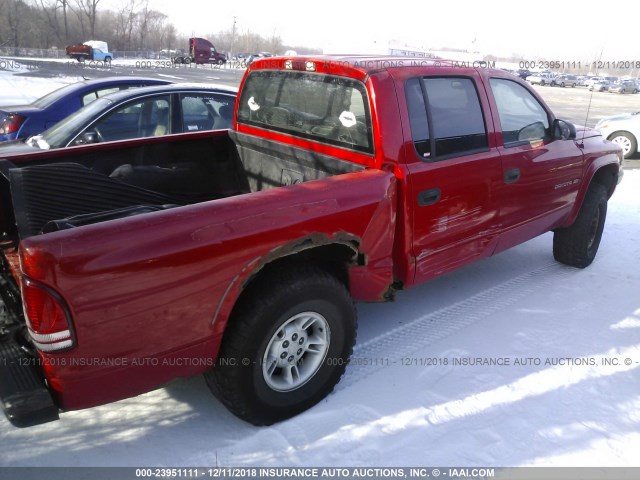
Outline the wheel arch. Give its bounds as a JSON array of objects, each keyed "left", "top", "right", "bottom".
[
  {"left": 210, "top": 235, "right": 362, "bottom": 349},
  {"left": 562, "top": 161, "right": 620, "bottom": 228},
  {"left": 591, "top": 163, "right": 620, "bottom": 198}
]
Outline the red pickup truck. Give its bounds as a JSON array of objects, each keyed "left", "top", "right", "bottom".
[{"left": 0, "top": 56, "right": 623, "bottom": 427}]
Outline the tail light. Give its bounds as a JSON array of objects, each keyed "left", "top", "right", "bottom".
[
  {"left": 0, "top": 113, "right": 27, "bottom": 135},
  {"left": 21, "top": 277, "right": 74, "bottom": 352}
]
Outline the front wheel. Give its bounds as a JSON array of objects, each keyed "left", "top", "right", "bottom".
[
  {"left": 553, "top": 183, "right": 608, "bottom": 268},
  {"left": 609, "top": 131, "right": 637, "bottom": 159},
  {"left": 206, "top": 266, "right": 357, "bottom": 425}
]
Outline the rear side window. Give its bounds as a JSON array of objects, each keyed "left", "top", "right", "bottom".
[
  {"left": 180, "top": 93, "right": 234, "bottom": 132},
  {"left": 406, "top": 77, "right": 488, "bottom": 160},
  {"left": 237, "top": 70, "right": 372, "bottom": 153},
  {"left": 82, "top": 87, "right": 121, "bottom": 106}
]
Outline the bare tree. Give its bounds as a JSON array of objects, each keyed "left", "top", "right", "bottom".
[
  {"left": 73, "top": 0, "right": 100, "bottom": 38},
  {"left": 58, "top": 0, "right": 70, "bottom": 43},
  {"left": 6, "top": 0, "right": 25, "bottom": 50},
  {"left": 113, "top": 0, "right": 137, "bottom": 49},
  {"left": 136, "top": 0, "right": 166, "bottom": 50}
]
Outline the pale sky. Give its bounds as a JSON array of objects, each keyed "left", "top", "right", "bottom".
[{"left": 101, "top": 0, "right": 640, "bottom": 62}]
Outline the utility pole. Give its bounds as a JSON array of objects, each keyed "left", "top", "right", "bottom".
[{"left": 230, "top": 16, "right": 237, "bottom": 60}]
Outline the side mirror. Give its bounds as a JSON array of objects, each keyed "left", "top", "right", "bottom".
[
  {"left": 517, "top": 121, "right": 546, "bottom": 142},
  {"left": 73, "top": 131, "right": 99, "bottom": 146},
  {"left": 553, "top": 119, "right": 576, "bottom": 140}
]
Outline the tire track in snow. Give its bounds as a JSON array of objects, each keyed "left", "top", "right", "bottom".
[{"left": 336, "top": 261, "right": 576, "bottom": 392}]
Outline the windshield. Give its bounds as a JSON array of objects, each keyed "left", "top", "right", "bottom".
[
  {"left": 237, "top": 70, "right": 373, "bottom": 153},
  {"left": 32, "top": 83, "right": 81, "bottom": 108},
  {"left": 40, "top": 97, "right": 113, "bottom": 148}
]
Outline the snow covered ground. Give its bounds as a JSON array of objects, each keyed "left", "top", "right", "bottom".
[
  {"left": 0, "top": 68, "right": 639, "bottom": 468},
  {"left": 0, "top": 62, "right": 84, "bottom": 105}
]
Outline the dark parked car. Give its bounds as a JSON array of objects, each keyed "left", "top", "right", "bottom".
[
  {"left": 0, "top": 77, "right": 172, "bottom": 142},
  {"left": 516, "top": 68, "right": 532, "bottom": 80},
  {"left": 0, "top": 84, "right": 236, "bottom": 154}
]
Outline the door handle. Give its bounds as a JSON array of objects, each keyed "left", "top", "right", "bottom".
[
  {"left": 504, "top": 168, "right": 521, "bottom": 184},
  {"left": 418, "top": 188, "right": 441, "bottom": 206}
]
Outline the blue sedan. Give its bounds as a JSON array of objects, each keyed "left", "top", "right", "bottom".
[
  {"left": 0, "top": 83, "right": 237, "bottom": 156},
  {"left": 0, "top": 77, "right": 172, "bottom": 142}
]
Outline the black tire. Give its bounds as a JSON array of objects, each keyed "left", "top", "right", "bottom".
[
  {"left": 78, "top": 56, "right": 85, "bottom": 63},
  {"left": 553, "top": 183, "right": 608, "bottom": 268},
  {"left": 560, "top": 82, "right": 565, "bottom": 87},
  {"left": 206, "top": 265, "right": 357, "bottom": 425}
]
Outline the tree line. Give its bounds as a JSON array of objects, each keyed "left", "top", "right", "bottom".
[{"left": 0, "top": 0, "right": 321, "bottom": 55}]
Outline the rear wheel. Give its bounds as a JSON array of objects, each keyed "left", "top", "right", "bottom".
[
  {"left": 553, "top": 183, "right": 608, "bottom": 268},
  {"left": 206, "top": 266, "right": 357, "bottom": 425}
]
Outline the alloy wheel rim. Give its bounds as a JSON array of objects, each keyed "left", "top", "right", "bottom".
[{"left": 262, "top": 312, "right": 331, "bottom": 392}]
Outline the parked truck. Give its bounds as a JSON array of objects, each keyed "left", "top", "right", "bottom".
[
  {"left": 172, "top": 37, "right": 226, "bottom": 65},
  {"left": 65, "top": 40, "right": 112, "bottom": 63},
  {"left": 0, "top": 56, "right": 623, "bottom": 427}
]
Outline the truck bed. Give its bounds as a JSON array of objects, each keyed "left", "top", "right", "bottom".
[{"left": 0, "top": 130, "right": 364, "bottom": 241}]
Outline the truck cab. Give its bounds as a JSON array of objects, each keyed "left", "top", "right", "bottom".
[{"left": 172, "top": 38, "right": 226, "bottom": 65}]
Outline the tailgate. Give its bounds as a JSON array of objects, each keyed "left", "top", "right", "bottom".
[
  {"left": 0, "top": 161, "right": 60, "bottom": 427},
  {"left": 0, "top": 252, "right": 59, "bottom": 427}
]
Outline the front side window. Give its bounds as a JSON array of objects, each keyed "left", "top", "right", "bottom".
[
  {"left": 88, "top": 95, "right": 171, "bottom": 142},
  {"left": 489, "top": 78, "right": 549, "bottom": 146},
  {"left": 406, "top": 76, "right": 488, "bottom": 160},
  {"left": 237, "top": 70, "right": 372, "bottom": 153}
]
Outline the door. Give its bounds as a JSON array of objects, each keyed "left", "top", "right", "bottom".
[
  {"left": 486, "top": 77, "right": 584, "bottom": 252},
  {"left": 403, "top": 75, "right": 504, "bottom": 283}
]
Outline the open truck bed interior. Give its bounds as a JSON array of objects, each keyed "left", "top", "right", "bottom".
[{"left": 0, "top": 131, "right": 364, "bottom": 242}]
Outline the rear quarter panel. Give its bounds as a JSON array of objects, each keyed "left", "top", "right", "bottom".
[{"left": 21, "top": 168, "right": 396, "bottom": 410}]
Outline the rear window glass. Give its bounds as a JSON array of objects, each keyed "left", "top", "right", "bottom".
[{"left": 237, "top": 70, "right": 372, "bottom": 153}]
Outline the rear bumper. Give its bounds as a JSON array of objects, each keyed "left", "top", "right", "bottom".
[{"left": 0, "top": 326, "right": 59, "bottom": 427}]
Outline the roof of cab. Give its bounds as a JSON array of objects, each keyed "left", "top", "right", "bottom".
[{"left": 248, "top": 54, "right": 498, "bottom": 81}]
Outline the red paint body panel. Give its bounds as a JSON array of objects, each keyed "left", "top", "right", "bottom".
[
  {"left": 20, "top": 169, "right": 395, "bottom": 410},
  {"left": 0, "top": 55, "right": 622, "bottom": 416}
]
